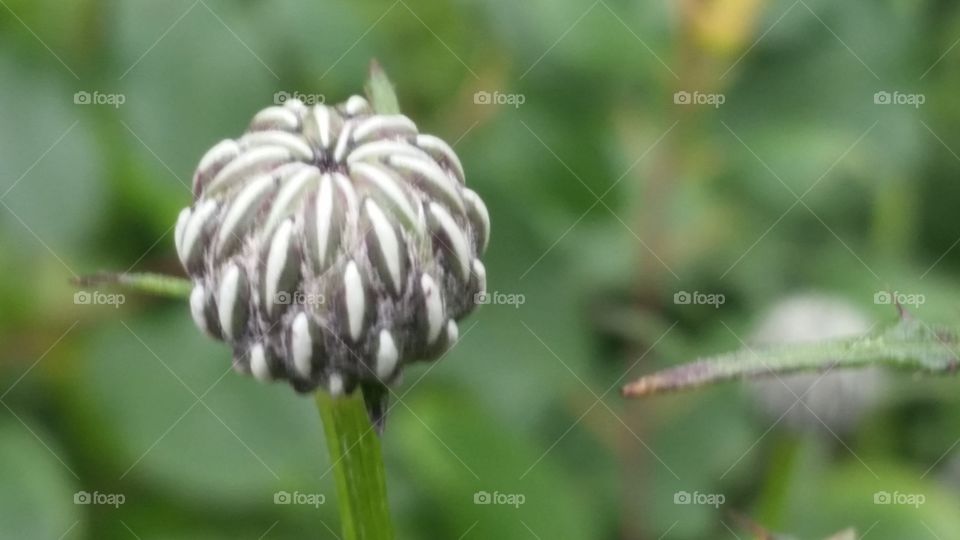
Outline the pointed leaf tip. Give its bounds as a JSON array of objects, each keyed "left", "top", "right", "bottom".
[{"left": 366, "top": 59, "right": 400, "bottom": 115}]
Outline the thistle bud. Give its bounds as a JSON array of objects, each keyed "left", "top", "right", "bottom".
[
  {"left": 748, "top": 295, "right": 885, "bottom": 434},
  {"left": 176, "top": 95, "right": 489, "bottom": 417}
]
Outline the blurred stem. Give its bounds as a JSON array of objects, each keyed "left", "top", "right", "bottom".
[
  {"left": 316, "top": 392, "right": 394, "bottom": 540},
  {"left": 73, "top": 272, "right": 192, "bottom": 299},
  {"left": 623, "top": 315, "right": 960, "bottom": 397},
  {"left": 872, "top": 178, "right": 916, "bottom": 261},
  {"left": 754, "top": 431, "right": 803, "bottom": 528}
]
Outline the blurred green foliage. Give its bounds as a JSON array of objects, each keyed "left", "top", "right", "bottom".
[{"left": 2, "top": 0, "right": 960, "bottom": 538}]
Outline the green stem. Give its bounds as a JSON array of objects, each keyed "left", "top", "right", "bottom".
[
  {"left": 316, "top": 391, "right": 394, "bottom": 540},
  {"left": 623, "top": 316, "right": 960, "bottom": 397},
  {"left": 73, "top": 272, "right": 192, "bottom": 298}
]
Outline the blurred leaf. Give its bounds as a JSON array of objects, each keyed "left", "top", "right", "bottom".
[
  {"left": 0, "top": 419, "right": 81, "bottom": 538},
  {"left": 77, "top": 311, "right": 337, "bottom": 511},
  {"left": 389, "top": 385, "right": 606, "bottom": 539}
]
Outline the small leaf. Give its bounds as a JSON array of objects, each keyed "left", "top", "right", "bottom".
[{"left": 366, "top": 60, "right": 401, "bottom": 115}]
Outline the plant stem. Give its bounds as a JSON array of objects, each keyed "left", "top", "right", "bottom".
[
  {"left": 73, "top": 272, "right": 192, "bottom": 298},
  {"left": 623, "top": 316, "right": 960, "bottom": 397},
  {"left": 316, "top": 391, "right": 394, "bottom": 540}
]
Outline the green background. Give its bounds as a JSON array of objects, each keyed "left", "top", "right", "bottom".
[{"left": 2, "top": 0, "right": 960, "bottom": 538}]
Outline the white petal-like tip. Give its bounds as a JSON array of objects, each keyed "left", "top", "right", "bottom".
[
  {"left": 250, "top": 106, "right": 299, "bottom": 132},
  {"left": 174, "top": 207, "right": 192, "bottom": 258},
  {"left": 344, "top": 95, "right": 371, "bottom": 115},
  {"left": 333, "top": 121, "right": 354, "bottom": 163},
  {"left": 291, "top": 312, "right": 313, "bottom": 379},
  {"left": 249, "top": 343, "right": 271, "bottom": 381},
  {"left": 472, "top": 259, "right": 487, "bottom": 297},
  {"left": 180, "top": 200, "right": 218, "bottom": 268},
  {"left": 421, "top": 274, "right": 444, "bottom": 344},
  {"left": 264, "top": 219, "right": 295, "bottom": 315},
  {"left": 376, "top": 330, "right": 399, "bottom": 380},
  {"left": 189, "top": 285, "right": 210, "bottom": 337},
  {"left": 415, "top": 133, "right": 465, "bottom": 184},
  {"left": 217, "top": 264, "right": 242, "bottom": 340},
  {"left": 283, "top": 97, "right": 307, "bottom": 112},
  {"left": 344, "top": 261, "right": 366, "bottom": 341},
  {"left": 328, "top": 373, "right": 345, "bottom": 397},
  {"left": 353, "top": 114, "right": 417, "bottom": 141},
  {"left": 429, "top": 202, "right": 471, "bottom": 280},
  {"left": 240, "top": 130, "right": 314, "bottom": 161},
  {"left": 366, "top": 199, "right": 403, "bottom": 294},
  {"left": 350, "top": 162, "right": 419, "bottom": 230},
  {"left": 445, "top": 320, "right": 459, "bottom": 346},
  {"left": 463, "top": 189, "right": 490, "bottom": 253},
  {"left": 390, "top": 154, "right": 465, "bottom": 214}
]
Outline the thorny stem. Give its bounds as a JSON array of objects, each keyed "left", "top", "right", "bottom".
[
  {"left": 72, "top": 272, "right": 192, "bottom": 298},
  {"left": 623, "top": 315, "right": 960, "bottom": 397}
]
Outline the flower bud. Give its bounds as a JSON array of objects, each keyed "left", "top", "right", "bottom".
[
  {"left": 177, "top": 96, "right": 490, "bottom": 412},
  {"left": 748, "top": 295, "right": 885, "bottom": 434}
]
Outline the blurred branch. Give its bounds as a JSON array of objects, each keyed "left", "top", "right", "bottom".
[
  {"left": 72, "top": 272, "right": 191, "bottom": 299},
  {"left": 623, "top": 315, "right": 960, "bottom": 398}
]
